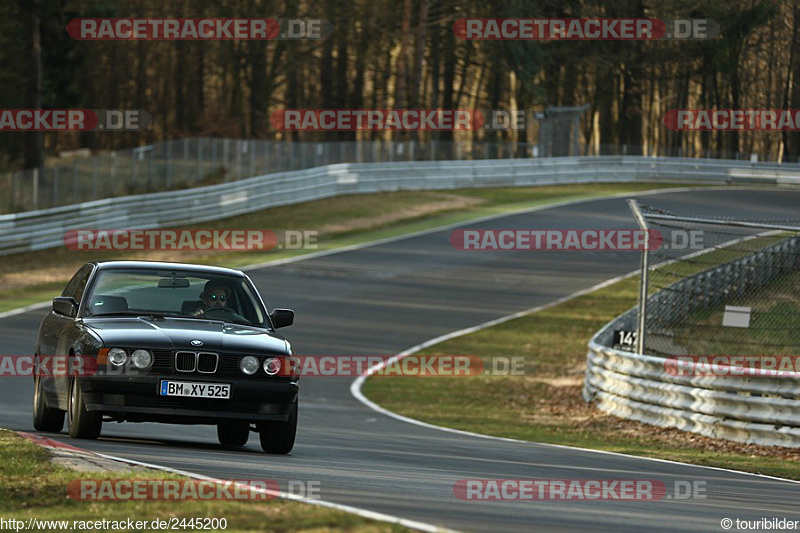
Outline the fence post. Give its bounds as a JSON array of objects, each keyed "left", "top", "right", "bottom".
[
  {"left": 149, "top": 147, "right": 154, "bottom": 189},
  {"left": 236, "top": 140, "right": 242, "bottom": 179},
  {"left": 198, "top": 138, "right": 204, "bottom": 184},
  {"left": 249, "top": 140, "right": 255, "bottom": 178},
  {"left": 183, "top": 138, "right": 189, "bottom": 186},
  {"left": 10, "top": 171, "right": 16, "bottom": 211},
  {"left": 130, "top": 151, "right": 136, "bottom": 193},
  {"left": 73, "top": 160, "right": 78, "bottom": 203},
  {"left": 92, "top": 156, "right": 98, "bottom": 199},
  {"left": 628, "top": 199, "right": 650, "bottom": 355},
  {"left": 166, "top": 140, "right": 172, "bottom": 188},
  {"left": 53, "top": 167, "right": 59, "bottom": 207},
  {"left": 32, "top": 168, "right": 39, "bottom": 210},
  {"left": 211, "top": 138, "right": 217, "bottom": 177}
]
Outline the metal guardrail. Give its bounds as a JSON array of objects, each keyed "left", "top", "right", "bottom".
[
  {"left": 2, "top": 155, "right": 800, "bottom": 255},
  {"left": 583, "top": 237, "right": 800, "bottom": 447}
]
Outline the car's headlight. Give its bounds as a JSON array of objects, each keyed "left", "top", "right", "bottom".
[
  {"left": 130, "top": 349, "right": 153, "bottom": 369},
  {"left": 108, "top": 348, "right": 128, "bottom": 366},
  {"left": 263, "top": 357, "right": 281, "bottom": 376},
  {"left": 240, "top": 355, "right": 259, "bottom": 375}
]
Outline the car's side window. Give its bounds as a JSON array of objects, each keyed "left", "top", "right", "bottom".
[{"left": 61, "top": 264, "right": 94, "bottom": 302}]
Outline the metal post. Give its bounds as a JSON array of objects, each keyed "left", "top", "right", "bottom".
[
  {"left": 236, "top": 140, "right": 242, "bottom": 180},
  {"left": 72, "top": 160, "right": 78, "bottom": 203},
  {"left": 10, "top": 171, "right": 16, "bottom": 211},
  {"left": 110, "top": 154, "right": 117, "bottom": 194},
  {"left": 627, "top": 198, "right": 650, "bottom": 355},
  {"left": 198, "top": 138, "right": 203, "bottom": 184},
  {"left": 32, "top": 168, "right": 39, "bottom": 210},
  {"left": 149, "top": 147, "right": 154, "bottom": 189},
  {"left": 165, "top": 140, "right": 172, "bottom": 188},
  {"left": 249, "top": 140, "right": 255, "bottom": 178},
  {"left": 92, "top": 156, "right": 97, "bottom": 199},
  {"left": 53, "top": 167, "right": 59, "bottom": 207},
  {"left": 130, "top": 152, "right": 136, "bottom": 192},
  {"left": 183, "top": 138, "right": 189, "bottom": 185},
  {"left": 211, "top": 138, "right": 218, "bottom": 177}
]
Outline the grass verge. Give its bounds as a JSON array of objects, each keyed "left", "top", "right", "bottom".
[
  {"left": 0, "top": 429, "right": 406, "bottom": 532},
  {"left": 0, "top": 182, "right": 691, "bottom": 314},
  {"left": 361, "top": 274, "right": 800, "bottom": 480}
]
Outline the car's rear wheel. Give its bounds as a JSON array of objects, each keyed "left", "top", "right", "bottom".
[
  {"left": 258, "top": 399, "right": 297, "bottom": 454},
  {"left": 68, "top": 377, "right": 102, "bottom": 439},
  {"left": 33, "top": 374, "right": 64, "bottom": 432},
  {"left": 217, "top": 421, "right": 251, "bottom": 446}
]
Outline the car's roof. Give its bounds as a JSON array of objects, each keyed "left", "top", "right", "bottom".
[{"left": 93, "top": 260, "right": 245, "bottom": 277}]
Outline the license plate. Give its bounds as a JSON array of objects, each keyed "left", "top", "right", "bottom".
[{"left": 159, "top": 380, "right": 231, "bottom": 399}]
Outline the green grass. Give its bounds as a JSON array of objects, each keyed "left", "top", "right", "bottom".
[
  {"left": 0, "top": 429, "right": 406, "bottom": 532},
  {"left": 646, "top": 233, "right": 800, "bottom": 357},
  {"left": 362, "top": 274, "right": 800, "bottom": 480},
  {"left": 0, "top": 182, "right": 692, "bottom": 314}
]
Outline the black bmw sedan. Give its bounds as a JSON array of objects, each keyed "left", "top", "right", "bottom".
[{"left": 33, "top": 260, "right": 298, "bottom": 454}]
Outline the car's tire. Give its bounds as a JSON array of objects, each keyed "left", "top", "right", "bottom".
[
  {"left": 32, "top": 374, "right": 64, "bottom": 432},
  {"left": 67, "top": 377, "right": 101, "bottom": 439},
  {"left": 258, "top": 399, "right": 297, "bottom": 454},
  {"left": 217, "top": 421, "right": 251, "bottom": 446}
]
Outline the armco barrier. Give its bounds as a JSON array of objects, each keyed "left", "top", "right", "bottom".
[
  {"left": 1, "top": 155, "right": 800, "bottom": 255},
  {"left": 583, "top": 237, "right": 800, "bottom": 447}
]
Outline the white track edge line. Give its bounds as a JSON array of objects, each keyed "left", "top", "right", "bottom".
[
  {"left": 13, "top": 429, "right": 453, "bottom": 531},
  {"left": 87, "top": 451, "right": 456, "bottom": 533},
  {"left": 350, "top": 275, "right": 800, "bottom": 486}
]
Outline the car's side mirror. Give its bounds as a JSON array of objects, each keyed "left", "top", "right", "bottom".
[
  {"left": 53, "top": 296, "right": 79, "bottom": 318},
  {"left": 270, "top": 308, "right": 294, "bottom": 329}
]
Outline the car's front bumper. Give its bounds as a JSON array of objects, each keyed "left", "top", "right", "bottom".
[{"left": 81, "top": 375, "right": 299, "bottom": 423}]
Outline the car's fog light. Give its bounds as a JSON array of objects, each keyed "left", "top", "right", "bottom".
[
  {"left": 240, "top": 356, "right": 259, "bottom": 375},
  {"left": 263, "top": 357, "right": 281, "bottom": 376},
  {"left": 108, "top": 348, "right": 128, "bottom": 366},
  {"left": 131, "top": 349, "right": 153, "bottom": 369}
]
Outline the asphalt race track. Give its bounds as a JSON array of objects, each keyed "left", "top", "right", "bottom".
[{"left": 2, "top": 188, "right": 799, "bottom": 532}]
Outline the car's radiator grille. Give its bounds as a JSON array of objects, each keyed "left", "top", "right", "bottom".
[
  {"left": 197, "top": 352, "right": 218, "bottom": 373},
  {"left": 175, "top": 351, "right": 196, "bottom": 372},
  {"left": 149, "top": 350, "right": 292, "bottom": 380}
]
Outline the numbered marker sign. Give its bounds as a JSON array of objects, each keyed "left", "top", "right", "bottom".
[{"left": 613, "top": 330, "right": 638, "bottom": 351}]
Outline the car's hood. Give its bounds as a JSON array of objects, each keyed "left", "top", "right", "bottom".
[{"left": 83, "top": 317, "right": 287, "bottom": 354}]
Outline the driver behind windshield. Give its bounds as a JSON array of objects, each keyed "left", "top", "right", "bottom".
[
  {"left": 199, "top": 280, "right": 230, "bottom": 310},
  {"left": 193, "top": 280, "right": 247, "bottom": 322}
]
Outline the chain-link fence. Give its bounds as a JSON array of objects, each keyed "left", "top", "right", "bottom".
[
  {"left": 5, "top": 135, "right": 798, "bottom": 214},
  {"left": 1, "top": 139, "right": 544, "bottom": 214},
  {"left": 631, "top": 203, "right": 800, "bottom": 358}
]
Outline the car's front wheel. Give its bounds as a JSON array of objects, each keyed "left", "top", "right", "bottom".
[
  {"left": 258, "top": 399, "right": 297, "bottom": 454},
  {"left": 32, "top": 374, "right": 64, "bottom": 432},
  {"left": 217, "top": 421, "right": 251, "bottom": 446},
  {"left": 68, "top": 378, "right": 102, "bottom": 439}
]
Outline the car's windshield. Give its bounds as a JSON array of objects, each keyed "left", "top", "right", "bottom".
[{"left": 84, "top": 268, "right": 266, "bottom": 327}]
